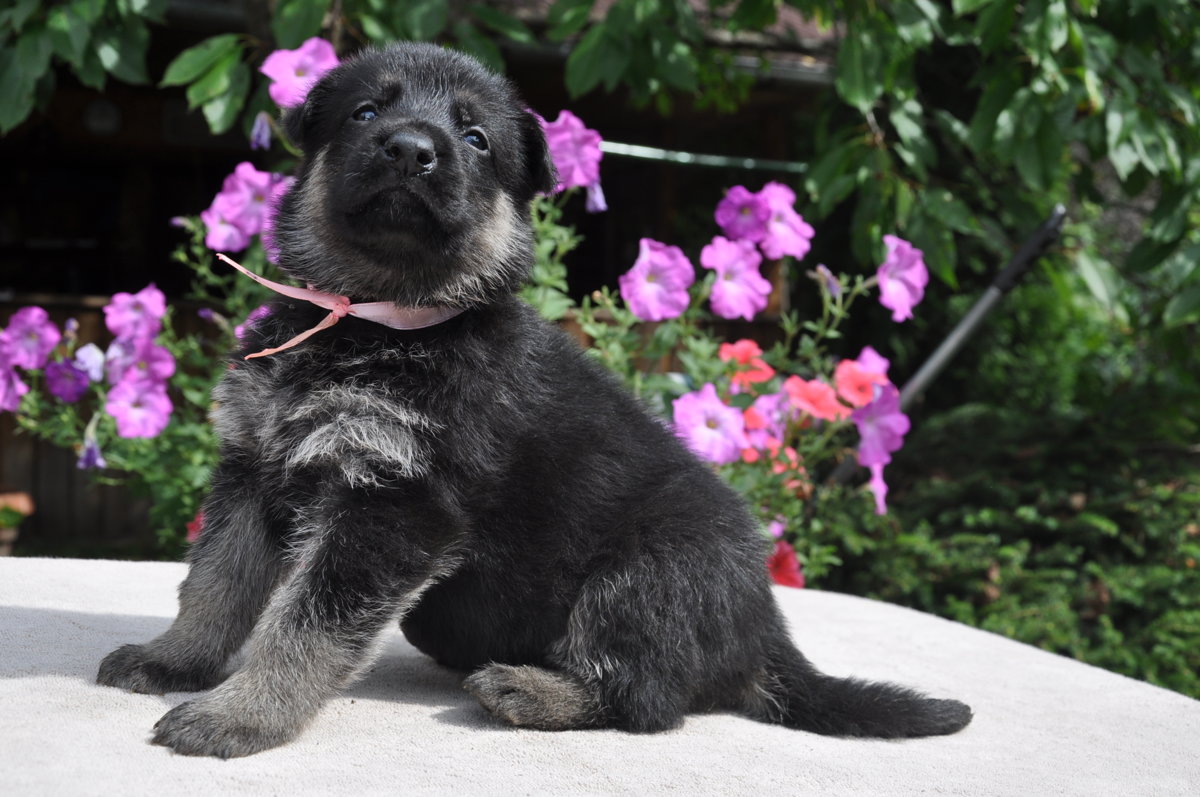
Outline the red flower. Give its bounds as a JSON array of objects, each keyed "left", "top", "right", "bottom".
[
  {"left": 782, "top": 375, "right": 850, "bottom": 421},
  {"left": 768, "top": 540, "right": 805, "bottom": 588},
  {"left": 186, "top": 511, "right": 205, "bottom": 543},
  {"left": 834, "top": 359, "right": 888, "bottom": 408},
  {"left": 719, "top": 339, "right": 775, "bottom": 389}
]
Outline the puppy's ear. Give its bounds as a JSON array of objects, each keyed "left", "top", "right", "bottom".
[
  {"left": 280, "top": 71, "right": 341, "bottom": 152},
  {"left": 521, "top": 111, "right": 559, "bottom": 198}
]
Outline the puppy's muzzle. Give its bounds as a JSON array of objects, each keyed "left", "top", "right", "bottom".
[{"left": 383, "top": 130, "right": 437, "bottom": 177}]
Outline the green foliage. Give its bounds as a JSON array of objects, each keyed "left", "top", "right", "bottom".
[
  {"left": 821, "top": 403, "right": 1200, "bottom": 699},
  {"left": 0, "top": 0, "right": 167, "bottom": 133}
]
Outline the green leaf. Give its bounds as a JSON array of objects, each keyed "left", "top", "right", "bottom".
[
  {"left": 835, "top": 28, "right": 884, "bottom": 114},
  {"left": 93, "top": 20, "right": 150, "bottom": 84},
  {"left": 564, "top": 25, "right": 630, "bottom": 98},
  {"left": 1163, "top": 284, "right": 1200, "bottom": 327},
  {"left": 6, "top": 0, "right": 39, "bottom": 33},
  {"left": 46, "top": 7, "right": 92, "bottom": 68},
  {"left": 470, "top": 5, "right": 535, "bottom": 44},
  {"left": 15, "top": 24, "right": 54, "bottom": 78},
  {"left": 394, "top": 0, "right": 449, "bottom": 41},
  {"left": 127, "top": 0, "right": 170, "bottom": 23},
  {"left": 1075, "top": 252, "right": 1119, "bottom": 309},
  {"left": 201, "top": 61, "right": 249, "bottom": 134},
  {"left": 273, "top": 0, "right": 332, "bottom": 49},
  {"left": 953, "top": 0, "right": 995, "bottom": 13},
  {"left": 160, "top": 34, "right": 241, "bottom": 88},
  {"left": 728, "top": 0, "right": 779, "bottom": 31},
  {"left": 966, "top": 71, "right": 1018, "bottom": 154},
  {"left": 0, "top": 46, "right": 37, "bottom": 134},
  {"left": 974, "top": 0, "right": 1016, "bottom": 54},
  {"left": 185, "top": 48, "right": 242, "bottom": 110},
  {"left": 547, "top": 0, "right": 594, "bottom": 41},
  {"left": 452, "top": 21, "right": 504, "bottom": 73},
  {"left": 656, "top": 37, "right": 697, "bottom": 93}
]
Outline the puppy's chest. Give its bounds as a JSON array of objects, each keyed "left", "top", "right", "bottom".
[{"left": 211, "top": 355, "right": 441, "bottom": 486}]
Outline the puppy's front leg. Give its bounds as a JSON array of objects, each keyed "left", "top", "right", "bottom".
[
  {"left": 98, "top": 464, "right": 286, "bottom": 694},
  {"left": 151, "top": 484, "right": 462, "bottom": 758}
]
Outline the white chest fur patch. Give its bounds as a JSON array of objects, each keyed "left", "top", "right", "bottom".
[{"left": 281, "top": 384, "right": 437, "bottom": 487}]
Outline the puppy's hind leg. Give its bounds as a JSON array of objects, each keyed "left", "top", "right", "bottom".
[
  {"left": 464, "top": 664, "right": 603, "bottom": 730},
  {"left": 97, "top": 463, "right": 287, "bottom": 694}
]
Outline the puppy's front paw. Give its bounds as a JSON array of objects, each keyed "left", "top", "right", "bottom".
[
  {"left": 152, "top": 697, "right": 294, "bottom": 759},
  {"left": 97, "top": 644, "right": 221, "bottom": 695}
]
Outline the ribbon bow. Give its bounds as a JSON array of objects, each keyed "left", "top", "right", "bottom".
[{"left": 217, "top": 253, "right": 463, "bottom": 359}]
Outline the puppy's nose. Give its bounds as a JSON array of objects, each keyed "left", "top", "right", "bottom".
[{"left": 382, "top": 131, "right": 437, "bottom": 176}]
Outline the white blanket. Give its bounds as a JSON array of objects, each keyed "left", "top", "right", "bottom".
[{"left": 2, "top": 557, "right": 1197, "bottom": 795}]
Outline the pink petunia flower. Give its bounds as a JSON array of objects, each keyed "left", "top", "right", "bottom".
[
  {"left": 105, "top": 375, "right": 173, "bottom": 438},
  {"left": 541, "top": 110, "right": 601, "bottom": 189},
  {"left": 4, "top": 306, "right": 61, "bottom": 370},
  {"left": 701, "top": 236, "right": 772, "bottom": 321},
  {"left": 103, "top": 284, "right": 166, "bottom": 342},
  {"left": 768, "top": 539, "right": 806, "bottom": 588},
  {"left": 855, "top": 345, "right": 890, "bottom": 378},
  {"left": 757, "top": 182, "right": 815, "bottom": 261},
  {"left": 742, "top": 391, "right": 794, "bottom": 450},
  {"left": 852, "top": 383, "right": 910, "bottom": 515},
  {"left": 0, "top": 332, "right": 31, "bottom": 411},
  {"left": 715, "top": 186, "right": 770, "bottom": 242},
  {"left": 877, "top": 235, "right": 929, "bottom": 322},
  {"left": 718, "top": 339, "right": 775, "bottom": 390},
  {"left": 259, "top": 37, "right": 339, "bottom": 108},
  {"left": 672, "top": 383, "right": 748, "bottom": 464},
  {"left": 782, "top": 375, "right": 850, "bottom": 422},
  {"left": 201, "top": 205, "right": 252, "bottom": 252},
  {"left": 260, "top": 177, "right": 296, "bottom": 263},
  {"left": 211, "top": 162, "right": 279, "bottom": 238},
  {"left": 618, "top": 238, "right": 695, "bottom": 321},
  {"left": 834, "top": 359, "right": 889, "bottom": 408}
]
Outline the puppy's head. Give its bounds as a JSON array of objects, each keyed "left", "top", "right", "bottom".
[{"left": 273, "top": 43, "right": 556, "bottom": 307}]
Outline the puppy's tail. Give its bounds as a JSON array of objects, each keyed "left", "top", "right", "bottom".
[{"left": 754, "top": 639, "right": 972, "bottom": 739}]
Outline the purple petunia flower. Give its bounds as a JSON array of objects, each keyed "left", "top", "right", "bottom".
[
  {"left": 0, "top": 332, "right": 30, "bottom": 412},
  {"left": 715, "top": 186, "right": 771, "bottom": 243},
  {"left": 852, "top": 383, "right": 910, "bottom": 515},
  {"left": 757, "top": 182, "right": 815, "bottom": 261},
  {"left": 235, "top": 305, "right": 273, "bottom": 340},
  {"left": 877, "top": 235, "right": 929, "bottom": 322},
  {"left": 701, "top": 236, "right": 772, "bottom": 321},
  {"left": 250, "top": 111, "right": 273, "bottom": 150},
  {"left": 618, "top": 239, "right": 695, "bottom": 322},
  {"left": 77, "top": 436, "right": 107, "bottom": 470},
  {"left": 672, "top": 383, "right": 748, "bottom": 465},
  {"left": 46, "top": 360, "right": 91, "bottom": 403},
  {"left": 259, "top": 37, "right": 339, "bottom": 108},
  {"left": 201, "top": 204, "right": 252, "bottom": 252},
  {"left": 813, "top": 264, "right": 842, "bottom": 298},
  {"left": 743, "top": 391, "right": 794, "bottom": 450},
  {"left": 105, "top": 376, "right": 173, "bottom": 439},
  {"left": 4, "top": 306, "right": 61, "bottom": 370},
  {"left": 103, "top": 284, "right": 166, "bottom": 343}
]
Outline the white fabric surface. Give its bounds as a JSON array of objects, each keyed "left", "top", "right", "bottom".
[{"left": 1, "top": 556, "right": 1197, "bottom": 796}]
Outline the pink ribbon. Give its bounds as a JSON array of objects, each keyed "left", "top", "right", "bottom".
[{"left": 217, "top": 253, "right": 463, "bottom": 359}]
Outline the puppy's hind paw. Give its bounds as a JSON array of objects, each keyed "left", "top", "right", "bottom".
[
  {"left": 97, "top": 644, "right": 222, "bottom": 695},
  {"left": 464, "top": 664, "right": 602, "bottom": 731}
]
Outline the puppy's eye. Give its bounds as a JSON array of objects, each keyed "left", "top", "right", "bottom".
[
  {"left": 353, "top": 105, "right": 378, "bottom": 122},
  {"left": 464, "top": 129, "right": 488, "bottom": 151}
]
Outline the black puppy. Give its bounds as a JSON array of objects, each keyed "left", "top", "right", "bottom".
[{"left": 97, "top": 42, "right": 971, "bottom": 758}]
